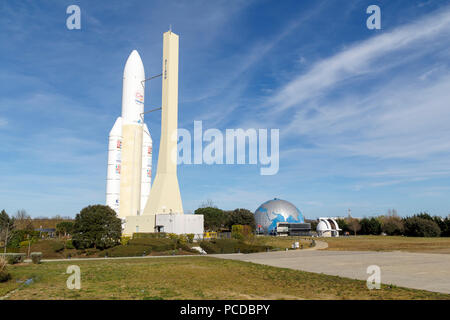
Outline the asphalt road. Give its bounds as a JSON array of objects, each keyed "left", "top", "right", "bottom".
[{"left": 211, "top": 249, "right": 450, "bottom": 294}]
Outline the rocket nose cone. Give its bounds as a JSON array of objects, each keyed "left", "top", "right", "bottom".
[
  {"left": 124, "top": 50, "right": 145, "bottom": 78},
  {"left": 129, "top": 49, "right": 141, "bottom": 61}
]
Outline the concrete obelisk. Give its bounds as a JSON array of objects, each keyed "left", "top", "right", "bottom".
[{"left": 143, "top": 31, "right": 183, "bottom": 218}]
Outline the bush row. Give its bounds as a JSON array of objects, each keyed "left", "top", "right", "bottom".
[
  {"left": 336, "top": 213, "right": 450, "bottom": 237},
  {"left": 199, "top": 239, "right": 271, "bottom": 254},
  {"left": 0, "top": 252, "right": 42, "bottom": 264}
]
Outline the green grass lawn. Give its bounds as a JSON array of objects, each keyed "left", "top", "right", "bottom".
[
  {"left": 2, "top": 256, "right": 449, "bottom": 300},
  {"left": 320, "top": 235, "right": 450, "bottom": 253}
]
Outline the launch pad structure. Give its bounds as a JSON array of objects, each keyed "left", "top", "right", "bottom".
[{"left": 106, "top": 31, "right": 203, "bottom": 237}]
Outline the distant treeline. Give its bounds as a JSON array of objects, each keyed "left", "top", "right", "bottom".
[{"left": 334, "top": 211, "right": 450, "bottom": 237}]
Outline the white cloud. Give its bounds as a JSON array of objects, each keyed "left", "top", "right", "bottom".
[{"left": 268, "top": 6, "right": 450, "bottom": 111}]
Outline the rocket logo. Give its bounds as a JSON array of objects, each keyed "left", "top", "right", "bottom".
[
  {"left": 147, "top": 169, "right": 151, "bottom": 178},
  {"left": 115, "top": 164, "right": 121, "bottom": 174},
  {"left": 135, "top": 92, "right": 144, "bottom": 105},
  {"left": 117, "top": 140, "right": 122, "bottom": 149}
]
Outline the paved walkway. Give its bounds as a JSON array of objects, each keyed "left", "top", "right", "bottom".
[{"left": 211, "top": 249, "right": 450, "bottom": 294}]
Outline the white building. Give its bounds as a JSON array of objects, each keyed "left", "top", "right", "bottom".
[{"left": 316, "top": 217, "right": 341, "bottom": 237}]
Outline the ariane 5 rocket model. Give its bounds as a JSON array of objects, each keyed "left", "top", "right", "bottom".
[{"left": 106, "top": 50, "right": 152, "bottom": 219}]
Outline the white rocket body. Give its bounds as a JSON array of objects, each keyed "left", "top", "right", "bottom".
[
  {"left": 106, "top": 117, "right": 122, "bottom": 213},
  {"left": 106, "top": 50, "right": 152, "bottom": 219}
]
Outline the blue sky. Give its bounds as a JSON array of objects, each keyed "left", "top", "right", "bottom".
[{"left": 1, "top": 0, "right": 449, "bottom": 218}]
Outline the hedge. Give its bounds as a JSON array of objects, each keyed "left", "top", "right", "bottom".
[
  {"left": 100, "top": 245, "right": 150, "bottom": 257},
  {"left": 132, "top": 232, "right": 167, "bottom": 239},
  {"left": 1, "top": 253, "right": 26, "bottom": 264},
  {"left": 128, "top": 238, "right": 177, "bottom": 251},
  {"left": 199, "top": 239, "right": 271, "bottom": 254}
]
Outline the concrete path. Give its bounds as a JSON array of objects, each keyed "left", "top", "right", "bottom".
[{"left": 211, "top": 249, "right": 450, "bottom": 294}]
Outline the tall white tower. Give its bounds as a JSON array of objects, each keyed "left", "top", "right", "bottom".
[{"left": 143, "top": 30, "right": 183, "bottom": 217}]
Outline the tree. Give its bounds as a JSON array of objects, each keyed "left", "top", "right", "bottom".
[
  {"left": 200, "top": 199, "right": 217, "bottom": 208},
  {"left": 442, "top": 216, "right": 450, "bottom": 237},
  {"left": 71, "top": 205, "right": 122, "bottom": 250},
  {"left": 14, "top": 209, "right": 33, "bottom": 231},
  {"left": 432, "top": 216, "right": 446, "bottom": 236},
  {"left": 56, "top": 221, "right": 74, "bottom": 237},
  {"left": 414, "top": 212, "right": 433, "bottom": 221},
  {"left": 306, "top": 219, "right": 318, "bottom": 231},
  {"left": 0, "top": 210, "right": 14, "bottom": 253},
  {"left": 225, "top": 209, "right": 256, "bottom": 231},
  {"left": 194, "top": 207, "right": 226, "bottom": 231},
  {"left": 381, "top": 213, "right": 404, "bottom": 235},
  {"left": 403, "top": 216, "right": 441, "bottom": 237},
  {"left": 360, "top": 217, "right": 382, "bottom": 235},
  {"left": 335, "top": 218, "right": 350, "bottom": 233},
  {"left": 346, "top": 218, "right": 361, "bottom": 235}
]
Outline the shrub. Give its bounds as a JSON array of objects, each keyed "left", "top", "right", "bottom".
[
  {"left": 167, "top": 233, "right": 179, "bottom": 241},
  {"left": 239, "top": 243, "right": 270, "bottom": 253},
  {"left": 65, "top": 240, "right": 75, "bottom": 249},
  {"left": 177, "top": 234, "right": 188, "bottom": 245},
  {"left": 20, "top": 240, "right": 30, "bottom": 248},
  {"left": 199, "top": 241, "right": 220, "bottom": 254},
  {"left": 30, "top": 252, "right": 42, "bottom": 264},
  {"left": 1, "top": 253, "right": 26, "bottom": 264},
  {"left": 101, "top": 245, "right": 150, "bottom": 257},
  {"left": 0, "top": 256, "right": 11, "bottom": 282},
  {"left": 403, "top": 217, "right": 441, "bottom": 237},
  {"left": 199, "top": 239, "right": 270, "bottom": 254},
  {"left": 128, "top": 238, "right": 176, "bottom": 251},
  {"left": 186, "top": 234, "right": 195, "bottom": 243},
  {"left": 132, "top": 232, "right": 167, "bottom": 239},
  {"left": 50, "top": 241, "right": 65, "bottom": 252},
  {"left": 121, "top": 236, "right": 131, "bottom": 246},
  {"left": 84, "top": 248, "right": 99, "bottom": 256}
]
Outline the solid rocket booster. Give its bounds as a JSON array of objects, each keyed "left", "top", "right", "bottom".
[
  {"left": 106, "top": 50, "right": 153, "bottom": 219},
  {"left": 143, "top": 31, "right": 183, "bottom": 216},
  {"left": 140, "top": 123, "right": 152, "bottom": 211},
  {"left": 106, "top": 117, "right": 123, "bottom": 213}
]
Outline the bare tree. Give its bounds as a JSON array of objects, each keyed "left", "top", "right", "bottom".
[
  {"left": 200, "top": 199, "right": 217, "bottom": 208},
  {"left": 14, "top": 209, "right": 33, "bottom": 231},
  {"left": 0, "top": 210, "right": 14, "bottom": 254},
  {"left": 347, "top": 218, "right": 361, "bottom": 236}
]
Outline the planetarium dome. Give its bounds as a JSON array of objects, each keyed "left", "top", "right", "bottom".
[{"left": 254, "top": 198, "right": 305, "bottom": 234}]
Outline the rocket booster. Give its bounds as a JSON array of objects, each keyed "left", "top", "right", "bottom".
[{"left": 106, "top": 50, "right": 153, "bottom": 219}]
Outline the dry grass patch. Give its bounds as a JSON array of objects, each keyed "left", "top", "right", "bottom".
[{"left": 321, "top": 236, "right": 450, "bottom": 253}]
